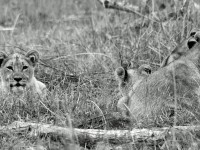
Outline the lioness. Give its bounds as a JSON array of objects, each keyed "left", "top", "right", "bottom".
[
  {"left": 116, "top": 29, "right": 200, "bottom": 121},
  {"left": 115, "top": 64, "right": 151, "bottom": 117},
  {"left": 0, "top": 50, "right": 46, "bottom": 97}
]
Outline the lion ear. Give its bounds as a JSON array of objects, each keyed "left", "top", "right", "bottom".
[
  {"left": 0, "top": 51, "right": 8, "bottom": 68},
  {"left": 187, "top": 38, "right": 197, "bottom": 49},
  {"left": 115, "top": 67, "right": 126, "bottom": 80},
  {"left": 26, "top": 50, "right": 40, "bottom": 67}
]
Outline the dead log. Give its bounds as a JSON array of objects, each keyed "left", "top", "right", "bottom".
[{"left": 1, "top": 121, "right": 200, "bottom": 147}]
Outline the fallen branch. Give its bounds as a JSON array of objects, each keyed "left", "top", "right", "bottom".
[
  {"left": 1, "top": 121, "right": 200, "bottom": 147},
  {"left": 97, "top": 0, "right": 141, "bottom": 16},
  {"left": 97, "top": 0, "right": 191, "bottom": 28}
]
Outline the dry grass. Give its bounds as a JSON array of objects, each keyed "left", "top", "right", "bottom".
[{"left": 0, "top": 0, "right": 200, "bottom": 149}]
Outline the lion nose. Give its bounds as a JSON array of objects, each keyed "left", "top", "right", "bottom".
[{"left": 14, "top": 77, "right": 22, "bottom": 82}]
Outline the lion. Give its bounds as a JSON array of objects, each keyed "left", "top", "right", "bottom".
[
  {"left": 0, "top": 50, "right": 47, "bottom": 97},
  {"left": 115, "top": 64, "right": 151, "bottom": 117},
  {"left": 115, "top": 29, "right": 200, "bottom": 121}
]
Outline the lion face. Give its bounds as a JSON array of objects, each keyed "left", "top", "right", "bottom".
[
  {"left": 0, "top": 51, "right": 39, "bottom": 94},
  {"left": 115, "top": 64, "right": 152, "bottom": 117}
]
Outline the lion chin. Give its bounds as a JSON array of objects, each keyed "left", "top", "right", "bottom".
[
  {"left": 9, "top": 83, "right": 26, "bottom": 94},
  {"left": 11, "top": 86, "right": 25, "bottom": 95}
]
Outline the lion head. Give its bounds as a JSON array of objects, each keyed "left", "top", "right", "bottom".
[
  {"left": 0, "top": 50, "right": 45, "bottom": 95},
  {"left": 115, "top": 64, "right": 151, "bottom": 97},
  {"left": 115, "top": 64, "right": 152, "bottom": 118}
]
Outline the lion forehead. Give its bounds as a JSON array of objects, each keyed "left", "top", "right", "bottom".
[{"left": 3, "top": 53, "right": 30, "bottom": 67}]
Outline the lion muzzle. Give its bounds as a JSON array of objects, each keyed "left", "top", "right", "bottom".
[{"left": 9, "top": 76, "right": 27, "bottom": 90}]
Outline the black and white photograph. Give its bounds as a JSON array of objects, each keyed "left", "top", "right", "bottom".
[{"left": 0, "top": 0, "right": 200, "bottom": 149}]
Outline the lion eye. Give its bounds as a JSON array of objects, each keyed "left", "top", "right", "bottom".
[
  {"left": 22, "top": 66, "right": 28, "bottom": 70},
  {"left": 7, "top": 66, "right": 13, "bottom": 70}
]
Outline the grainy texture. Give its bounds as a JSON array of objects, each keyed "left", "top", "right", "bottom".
[{"left": 0, "top": 0, "right": 200, "bottom": 149}]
